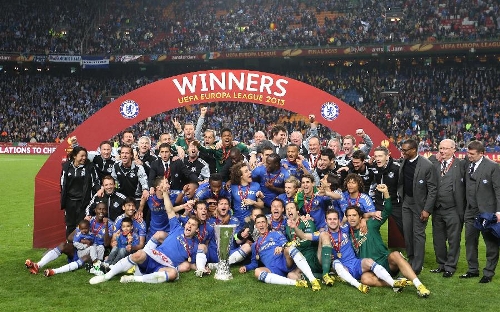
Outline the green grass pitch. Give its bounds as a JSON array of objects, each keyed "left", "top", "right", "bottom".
[{"left": 0, "top": 154, "right": 499, "bottom": 312}]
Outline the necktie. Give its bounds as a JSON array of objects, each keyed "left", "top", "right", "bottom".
[
  {"left": 469, "top": 162, "right": 475, "bottom": 175},
  {"left": 441, "top": 161, "right": 447, "bottom": 176}
]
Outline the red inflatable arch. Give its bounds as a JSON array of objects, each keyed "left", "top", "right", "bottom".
[{"left": 34, "top": 70, "right": 397, "bottom": 248}]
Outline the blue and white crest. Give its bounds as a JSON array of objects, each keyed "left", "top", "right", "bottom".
[
  {"left": 320, "top": 102, "right": 340, "bottom": 121},
  {"left": 120, "top": 100, "right": 140, "bottom": 119}
]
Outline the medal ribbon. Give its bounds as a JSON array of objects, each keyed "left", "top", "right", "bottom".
[
  {"left": 182, "top": 234, "right": 193, "bottom": 261},
  {"left": 328, "top": 228, "right": 342, "bottom": 254},
  {"left": 255, "top": 231, "right": 269, "bottom": 259},
  {"left": 303, "top": 195, "right": 315, "bottom": 214}
]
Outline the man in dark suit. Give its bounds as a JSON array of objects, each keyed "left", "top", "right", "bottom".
[
  {"left": 257, "top": 124, "right": 287, "bottom": 159},
  {"left": 461, "top": 140, "right": 500, "bottom": 283},
  {"left": 148, "top": 143, "right": 198, "bottom": 192},
  {"left": 428, "top": 139, "right": 466, "bottom": 277},
  {"left": 398, "top": 139, "right": 438, "bottom": 274}
]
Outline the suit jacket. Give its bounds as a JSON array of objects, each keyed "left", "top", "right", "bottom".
[
  {"left": 398, "top": 155, "right": 438, "bottom": 213},
  {"left": 465, "top": 156, "right": 500, "bottom": 213},
  {"left": 429, "top": 155, "right": 466, "bottom": 219},
  {"left": 149, "top": 158, "right": 199, "bottom": 190}
]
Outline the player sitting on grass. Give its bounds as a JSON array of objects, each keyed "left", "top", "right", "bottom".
[
  {"left": 292, "top": 208, "right": 408, "bottom": 293},
  {"left": 89, "top": 179, "right": 207, "bottom": 284},
  {"left": 26, "top": 204, "right": 111, "bottom": 277},
  {"left": 238, "top": 214, "right": 322, "bottom": 291},
  {"left": 345, "top": 184, "right": 431, "bottom": 297}
]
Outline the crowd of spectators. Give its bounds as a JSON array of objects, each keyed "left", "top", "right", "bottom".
[
  {"left": 1, "top": 60, "right": 499, "bottom": 152},
  {"left": 0, "top": 0, "right": 498, "bottom": 55}
]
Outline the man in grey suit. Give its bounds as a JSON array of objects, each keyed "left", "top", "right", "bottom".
[
  {"left": 461, "top": 140, "right": 500, "bottom": 283},
  {"left": 428, "top": 139, "right": 466, "bottom": 277},
  {"left": 398, "top": 139, "right": 438, "bottom": 274}
]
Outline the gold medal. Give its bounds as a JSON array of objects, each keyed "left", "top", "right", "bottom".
[
  {"left": 256, "top": 254, "right": 260, "bottom": 261},
  {"left": 337, "top": 252, "right": 342, "bottom": 259},
  {"left": 188, "top": 256, "right": 192, "bottom": 262}
]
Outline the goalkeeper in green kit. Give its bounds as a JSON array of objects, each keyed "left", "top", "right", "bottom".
[{"left": 345, "top": 184, "right": 431, "bottom": 298}]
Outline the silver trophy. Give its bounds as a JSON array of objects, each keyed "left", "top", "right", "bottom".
[{"left": 214, "top": 224, "right": 236, "bottom": 280}]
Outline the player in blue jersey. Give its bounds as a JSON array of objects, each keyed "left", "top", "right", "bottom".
[
  {"left": 295, "top": 174, "right": 335, "bottom": 231},
  {"left": 26, "top": 204, "right": 111, "bottom": 277},
  {"left": 230, "top": 162, "right": 264, "bottom": 224},
  {"left": 293, "top": 209, "right": 408, "bottom": 293},
  {"left": 277, "top": 176, "right": 300, "bottom": 206},
  {"left": 113, "top": 197, "right": 146, "bottom": 252},
  {"left": 267, "top": 199, "right": 287, "bottom": 235},
  {"left": 339, "top": 173, "right": 380, "bottom": 222},
  {"left": 238, "top": 214, "right": 321, "bottom": 291},
  {"left": 90, "top": 179, "right": 207, "bottom": 284},
  {"left": 281, "top": 144, "right": 312, "bottom": 181},
  {"left": 179, "top": 200, "right": 216, "bottom": 271},
  {"left": 228, "top": 207, "right": 264, "bottom": 266},
  {"left": 194, "top": 173, "right": 231, "bottom": 202},
  {"left": 251, "top": 153, "right": 289, "bottom": 212},
  {"left": 205, "top": 197, "right": 241, "bottom": 267},
  {"left": 142, "top": 177, "right": 170, "bottom": 241}
]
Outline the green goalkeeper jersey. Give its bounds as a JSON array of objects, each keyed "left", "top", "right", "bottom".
[
  {"left": 286, "top": 219, "right": 321, "bottom": 272},
  {"left": 350, "top": 198, "right": 393, "bottom": 266}
]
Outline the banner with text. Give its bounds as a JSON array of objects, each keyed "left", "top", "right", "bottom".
[
  {"left": 81, "top": 56, "right": 110, "bottom": 69},
  {"left": 0, "top": 143, "right": 59, "bottom": 154}
]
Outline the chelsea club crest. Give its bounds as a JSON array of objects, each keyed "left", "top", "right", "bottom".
[
  {"left": 120, "top": 100, "right": 140, "bottom": 119},
  {"left": 320, "top": 102, "right": 340, "bottom": 121}
]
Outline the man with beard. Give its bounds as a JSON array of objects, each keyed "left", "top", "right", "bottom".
[
  {"left": 313, "top": 148, "right": 339, "bottom": 184},
  {"left": 206, "top": 197, "right": 241, "bottom": 272},
  {"left": 305, "top": 137, "right": 321, "bottom": 170},
  {"left": 371, "top": 146, "right": 403, "bottom": 236}
]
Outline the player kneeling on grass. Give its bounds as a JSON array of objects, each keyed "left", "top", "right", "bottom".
[
  {"left": 90, "top": 179, "right": 208, "bottom": 284},
  {"left": 345, "top": 184, "right": 430, "bottom": 297},
  {"left": 26, "top": 203, "right": 111, "bottom": 277},
  {"left": 292, "top": 209, "right": 407, "bottom": 294},
  {"left": 238, "top": 214, "right": 322, "bottom": 291}
]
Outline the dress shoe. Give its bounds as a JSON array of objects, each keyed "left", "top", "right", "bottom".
[
  {"left": 479, "top": 276, "right": 492, "bottom": 283},
  {"left": 430, "top": 268, "right": 444, "bottom": 273},
  {"left": 459, "top": 272, "right": 479, "bottom": 278},
  {"left": 442, "top": 271, "right": 453, "bottom": 278}
]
